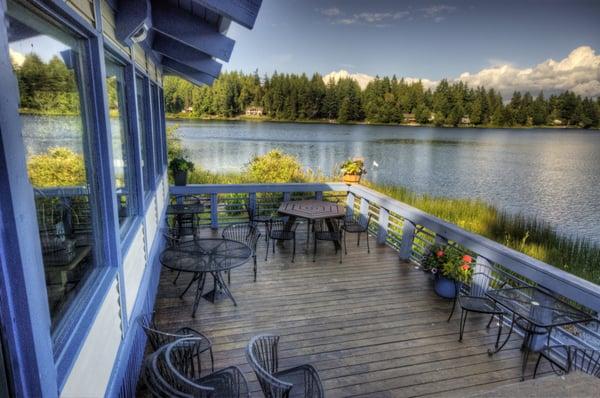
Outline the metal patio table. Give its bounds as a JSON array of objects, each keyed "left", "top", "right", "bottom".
[
  {"left": 160, "top": 238, "right": 252, "bottom": 317},
  {"left": 278, "top": 199, "right": 346, "bottom": 250},
  {"left": 166, "top": 202, "right": 204, "bottom": 236},
  {"left": 486, "top": 286, "right": 593, "bottom": 380}
]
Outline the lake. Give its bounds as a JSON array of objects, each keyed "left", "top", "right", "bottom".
[
  {"left": 20, "top": 115, "right": 600, "bottom": 242},
  {"left": 171, "top": 120, "right": 600, "bottom": 242}
]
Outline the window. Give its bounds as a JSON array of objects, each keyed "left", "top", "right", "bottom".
[
  {"left": 151, "top": 83, "right": 164, "bottom": 171},
  {"left": 7, "top": 2, "right": 100, "bottom": 330},
  {"left": 136, "top": 75, "right": 153, "bottom": 195},
  {"left": 105, "top": 56, "right": 136, "bottom": 229}
]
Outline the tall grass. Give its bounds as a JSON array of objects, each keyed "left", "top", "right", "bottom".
[{"left": 185, "top": 168, "right": 600, "bottom": 284}]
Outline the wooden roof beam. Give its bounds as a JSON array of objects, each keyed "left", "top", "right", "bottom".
[
  {"left": 151, "top": 0, "right": 235, "bottom": 62},
  {"left": 162, "top": 57, "right": 215, "bottom": 86},
  {"left": 191, "top": 0, "right": 263, "bottom": 29},
  {"left": 152, "top": 33, "right": 222, "bottom": 78}
]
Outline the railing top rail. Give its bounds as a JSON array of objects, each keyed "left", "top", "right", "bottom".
[
  {"left": 170, "top": 182, "right": 349, "bottom": 195},
  {"left": 348, "top": 184, "right": 600, "bottom": 313}
]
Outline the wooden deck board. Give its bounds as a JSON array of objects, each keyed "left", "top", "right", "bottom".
[{"left": 149, "top": 228, "right": 553, "bottom": 397}]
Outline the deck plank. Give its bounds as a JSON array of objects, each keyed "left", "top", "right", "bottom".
[{"left": 148, "top": 228, "right": 552, "bottom": 397}]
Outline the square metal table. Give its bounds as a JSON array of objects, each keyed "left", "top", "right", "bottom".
[{"left": 486, "top": 286, "right": 593, "bottom": 380}]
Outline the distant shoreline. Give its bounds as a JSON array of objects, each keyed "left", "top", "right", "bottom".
[{"left": 165, "top": 113, "right": 598, "bottom": 130}]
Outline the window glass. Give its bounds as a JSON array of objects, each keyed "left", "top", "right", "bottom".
[
  {"left": 151, "top": 83, "right": 163, "bottom": 170},
  {"left": 105, "top": 57, "right": 136, "bottom": 228},
  {"left": 136, "top": 75, "right": 152, "bottom": 194},
  {"left": 8, "top": 2, "right": 98, "bottom": 330}
]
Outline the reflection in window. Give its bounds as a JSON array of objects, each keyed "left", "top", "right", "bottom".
[
  {"left": 151, "top": 83, "right": 163, "bottom": 170},
  {"left": 105, "top": 57, "right": 135, "bottom": 228},
  {"left": 8, "top": 2, "right": 97, "bottom": 330},
  {"left": 136, "top": 75, "right": 152, "bottom": 193}
]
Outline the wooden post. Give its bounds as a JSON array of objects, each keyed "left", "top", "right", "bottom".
[
  {"left": 315, "top": 191, "right": 323, "bottom": 201},
  {"left": 376, "top": 207, "right": 389, "bottom": 245},
  {"left": 283, "top": 192, "right": 291, "bottom": 202},
  {"left": 248, "top": 192, "right": 256, "bottom": 219},
  {"left": 210, "top": 193, "right": 218, "bottom": 229},
  {"left": 399, "top": 220, "right": 416, "bottom": 261},
  {"left": 346, "top": 192, "right": 355, "bottom": 218},
  {"left": 359, "top": 197, "right": 369, "bottom": 226}
]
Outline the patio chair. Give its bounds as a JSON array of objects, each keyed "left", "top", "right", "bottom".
[
  {"left": 447, "top": 272, "right": 508, "bottom": 344},
  {"left": 341, "top": 213, "right": 371, "bottom": 254},
  {"left": 137, "top": 312, "right": 214, "bottom": 373},
  {"left": 246, "top": 334, "right": 325, "bottom": 398},
  {"left": 246, "top": 201, "right": 274, "bottom": 241},
  {"left": 222, "top": 223, "right": 261, "bottom": 282},
  {"left": 313, "top": 218, "right": 343, "bottom": 263},
  {"left": 534, "top": 345, "right": 600, "bottom": 378},
  {"left": 170, "top": 195, "right": 203, "bottom": 237},
  {"left": 266, "top": 219, "right": 298, "bottom": 263},
  {"left": 163, "top": 226, "right": 193, "bottom": 285},
  {"left": 145, "top": 337, "right": 249, "bottom": 398}
]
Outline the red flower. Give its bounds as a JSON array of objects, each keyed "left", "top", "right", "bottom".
[
  {"left": 436, "top": 250, "right": 445, "bottom": 258},
  {"left": 462, "top": 255, "right": 473, "bottom": 263},
  {"left": 461, "top": 264, "right": 471, "bottom": 271}
]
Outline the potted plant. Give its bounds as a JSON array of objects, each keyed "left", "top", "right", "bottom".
[
  {"left": 169, "top": 157, "right": 195, "bottom": 186},
  {"left": 422, "top": 245, "right": 474, "bottom": 299},
  {"left": 340, "top": 158, "right": 366, "bottom": 183}
]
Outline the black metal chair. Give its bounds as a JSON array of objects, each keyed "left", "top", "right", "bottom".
[
  {"left": 534, "top": 345, "right": 600, "bottom": 378},
  {"left": 246, "top": 334, "right": 325, "bottom": 398},
  {"left": 246, "top": 201, "right": 274, "bottom": 242},
  {"left": 222, "top": 223, "right": 261, "bottom": 282},
  {"left": 341, "top": 213, "right": 371, "bottom": 254},
  {"left": 447, "top": 272, "right": 508, "bottom": 345},
  {"left": 145, "top": 337, "right": 249, "bottom": 398},
  {"left": 313, "top": 218, "right": 343, "bottom": 263},
  {"left": 170, "top": 195, "right": 203, "bottom": 237},
  {"left": 266, "top": 219, "right": 298, "bottom": 263},
  {"left": 163, "top": 226, "right": 194, "bottom": 285},
  {"left": 137, "top": 312, "right": 214, "bottom": 373}
]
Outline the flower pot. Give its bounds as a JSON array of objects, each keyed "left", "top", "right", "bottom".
[
  {"left": 173, "top": 170, "right": 188, "bottom": 186},
  {"left": 342, "top": 174, "right": 361, "bottom": 183},
  {"left": 434, "top": 274, "right": 457, "bottom": 299}
]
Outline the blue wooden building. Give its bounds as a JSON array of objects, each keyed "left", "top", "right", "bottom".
[{"left": 0, "top": 0, "right": 262, "bottom": 396}]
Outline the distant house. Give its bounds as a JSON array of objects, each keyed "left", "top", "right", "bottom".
[
  {"left": 402, "top": 113, "right": 416, "bottom": 123},
  {"left": 552, "top": 119, "right": 563, "bottom": 126},
  {"left": 428, "top": 113, "right": 436, "bottom": 122},
  {"left": 460, "top": 116, "right": 471, "bottom": 124},
  {"left": 245, "top": 106, "right": 264, "bottom": 116}
]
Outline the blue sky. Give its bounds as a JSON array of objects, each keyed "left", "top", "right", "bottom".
[{"left": 226, "top": 0, "right": 600, "bottom": 80}]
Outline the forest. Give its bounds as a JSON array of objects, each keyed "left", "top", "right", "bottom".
[{"left": 164, "top": 71, "right": 600, "bottom": 128}]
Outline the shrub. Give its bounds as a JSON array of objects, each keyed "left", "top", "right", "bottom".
[
  {"left": 244, "top": 149, "right": 307, "bottom": 183},
  {"left": 27, "top": 147, "right": 86, "bottom": 187}
]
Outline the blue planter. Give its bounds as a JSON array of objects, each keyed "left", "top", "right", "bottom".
[{"left": 434, "top": 274, "right": 457, "bottom": 299}]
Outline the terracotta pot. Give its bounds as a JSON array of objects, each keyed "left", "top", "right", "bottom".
[{"left": 342, "top": 174, "right": 361, "bottom": 183}]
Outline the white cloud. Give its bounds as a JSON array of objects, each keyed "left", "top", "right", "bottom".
[
  {"left": 324, "top": 46, "right": 600, "bottom": 98},
  {"left": 420, "top": 5, "right": 457, "bottom": 18},
  {"left": 320, "top": 8, "right": 410, "bottom": 26},
  {"left": 9, "top": 48, "right": 25, "bottom": 67},
  {"left": 457, "top": 46, "right": 600, "bottom": 98},
  {"left": 317, "top": 7, "right": 341, "bottom": 17}
]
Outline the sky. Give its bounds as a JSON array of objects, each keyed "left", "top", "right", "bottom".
[{"left": 226, "top": 0, "right": 600, "bottom": 97}]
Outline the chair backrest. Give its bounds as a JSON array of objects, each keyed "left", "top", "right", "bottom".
[
  {"left": 171, "top": 195, "right": 203, "bottom": 206},
  {"left": 344, "top": 212, "right": 371, "bottom": 229},
  {"left": 137, "top": 313, "right": 196, "bottom": 351},
  {"left": 246, "top": 335, "right": 293, "bottom": 398},
  {"left": 144, "top": 350, "right": 190, "bottom": 398},
  {"left": 570, "top": 346, "right": 600, "bottom": 377},
  {"left": 222, "top": 223, "right": 261, "bottom": 252},
  {"left": 269, "top": 219, "right": 298, "bottom": 233}
]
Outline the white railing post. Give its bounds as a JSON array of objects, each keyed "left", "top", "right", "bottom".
[
  {"left": 346, "top": 192, "right": 355, "bottom": 218},
  {"left": 315, "top": 191, "right": 323, "bottom": 200},
  {"left": 210, "top": 193, "right": 218, "bottom": 229},
  {"left": 283, "top": 192, "right": 291, "bottom": 202},
  {"left": 359, "top": 197, "right": 369, "bottom": 226},
  {"left": 248, "top": 192, "right": 256, "bottom": 217},
  {"left": 399, "top": 220, "right": 416, "bottom": 261},
  {"left": 377, "top": 207, "right": 389, "bottom": 245}
]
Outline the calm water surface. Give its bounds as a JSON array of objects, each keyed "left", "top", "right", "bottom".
[{"left": 21, "top": 115, "right": 600, "bottom": 241}]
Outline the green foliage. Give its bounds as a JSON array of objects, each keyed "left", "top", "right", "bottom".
[
  {"left": 340, "top": 158, "right": 366, "bottom": 176},
  {"left": 163, "top": 71, "right": 600, "bottom": 128},
  {"left": 169, "top": 157, "right": 194, "bottom": 173},
  {"left": 245, "top": 150, "right": 308, "bottom": 183},
  {"left": 27, "top": 147, "right": 86, "bottom": 187}
]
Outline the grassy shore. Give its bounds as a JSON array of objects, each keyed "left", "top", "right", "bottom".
[{"left": 185, "top": 168, "right": 600, "bottom": 284}]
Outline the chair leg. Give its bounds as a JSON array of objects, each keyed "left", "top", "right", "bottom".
[
  {"left": 486, "top": 314, "right": 495, "bottom": 329},
  {"left": 447, "top": 297, "right": 458, "bottom": 322},
  {"left": 459, "top": 310, "right": 468, "bottom": 342},
  {"left": 494, "top": 314, "right": 504, "bottom": 349},
  {"left": 173, "top": 271, "right": 181, "bottom": 285},
  {"left": 313, "top": 236, "right": 317, "bottom": 262},
  {"left": 366, "top": 230, "right": 370, "bottom": 253},
  {"left": 533, "top": 353, "right": 543, "bottom": 379},
  {"left": 343, "top": 232, "right": 348, "bottom": 255},
  {"left": 292, "top": 236, "right": 296, "bottom": 263},
  {"left": 339, "top": 238, "right": 343, "bottom": 263},
  {"left": 357, "top": 232, "right": 361, "bottom": 246},
  {"left": 227, "top": 270, "right": 231, "bottom": 285},
  {"left": 265, "top": 236, "right": 269, "bottom": 261},
  {"left": 209, "top": 347, "right": 215, "bottom": 373},
  {"left": 253, "top": 255, "right": 257, "bottom": 282}
]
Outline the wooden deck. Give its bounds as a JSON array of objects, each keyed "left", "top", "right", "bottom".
[{"left": 150, "top": 227, "right": 552, "bottom": 397}]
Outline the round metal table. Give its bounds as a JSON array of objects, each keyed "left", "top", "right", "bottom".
[{"left": 160, "top": 238, "right": 252, "bottom": 317}]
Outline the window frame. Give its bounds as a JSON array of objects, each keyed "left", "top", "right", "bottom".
[{"left": 134, "top": 70, "right": 157, "bottom": 203}]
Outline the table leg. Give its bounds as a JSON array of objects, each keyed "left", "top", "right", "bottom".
[
  {"left": 202, "top": 271, "right": 238, "bottom": 306},
  {"left": 520, "top": 330, "right": 534, "bottom": 381},
  {"left": 325, "top": 218, "right": 341, "bottom": 250},
  {"left": 180, "top": 272, "right": 201, "bottom": 298},
  {"left": 191, "top": 272, "right": 206, "bottom": 317},
  {"left": 488, "top": 312, "right": 516, "bottom": 355}
]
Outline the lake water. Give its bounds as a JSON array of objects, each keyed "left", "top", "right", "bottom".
[
  {"left": 171, "top": 120, "right": 600, "bottom": 242},
  {"left": 20, "top": 115, "right": 600, "bottom": 242}
]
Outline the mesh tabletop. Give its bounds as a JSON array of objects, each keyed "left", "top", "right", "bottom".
[
  {"left": 166, "top": 203, "right": 204, "bottom": 215},
  {"left": 486, "top": 287, "right": 593, "bottom": 328},
  {"left": 160, "top": 239, "right": 252, "bottom": 273}
]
